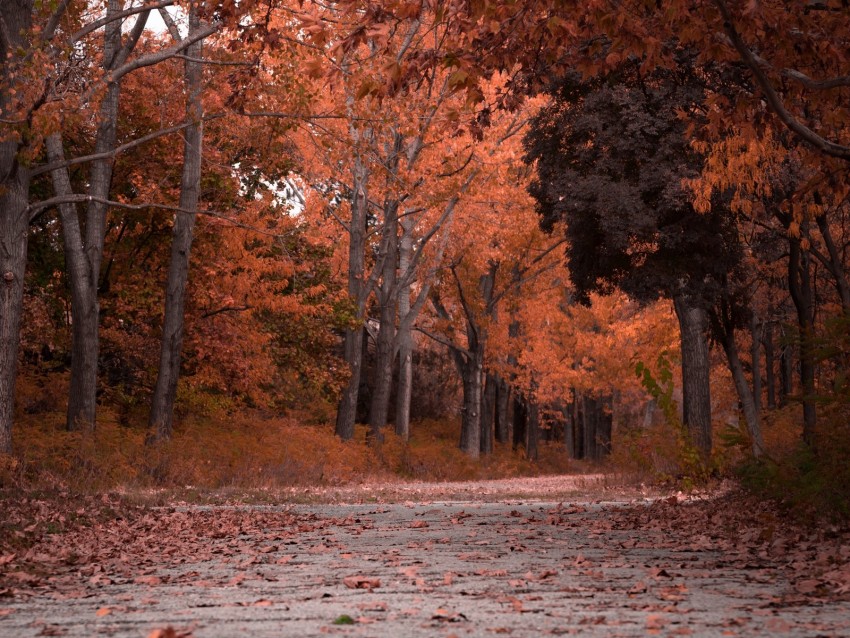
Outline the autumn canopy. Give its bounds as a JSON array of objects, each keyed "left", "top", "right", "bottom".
[{"left": 0, "top": 0, "right": 848, "bottom": 497}]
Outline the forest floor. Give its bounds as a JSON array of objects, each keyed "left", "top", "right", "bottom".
[{"left": 1, "top": 475, "right": 849, "bottom": 637}]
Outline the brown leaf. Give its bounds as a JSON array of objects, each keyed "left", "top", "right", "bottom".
[
  {"left": 410, "top": 521, "right": 429, "bottom": 529},
  {"left": 134, "top": 575, "right": 162, "bottom": 586},
  {"left": 343, "top": 576, "right": 381, "bottom": 590},
  {"left": 95, "top": 607, "right": 112, "bottom": 617}
]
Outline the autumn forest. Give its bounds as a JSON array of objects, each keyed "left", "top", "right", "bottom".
[
  {"left": 1, "top": 0, "right": 849, "bottom": 507},
  {"left": 3, "top": 1, "right": 850, "bottom": 635}
]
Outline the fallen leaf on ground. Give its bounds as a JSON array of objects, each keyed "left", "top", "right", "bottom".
[{"left": 343, "top": 576, "right": 381, "bottom": 590}]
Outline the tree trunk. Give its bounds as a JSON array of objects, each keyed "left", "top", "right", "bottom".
[
  {"left": 45, "top": 134, "right": 99, "bottom": 432},
  {"left": 750, "top": 313, "right": 762, "bottom": 414},
  {"left": 764, "top": 321, "right": 776, "bottom": 409},
  {"left": 495, "top": 376, "right": 509, "bottom": 444},
  {"left": 526, "top": 395, "right": 539, "bottom": 461},
  {"left": 59, "top": 0, "right": 124, "bottom": 431},
  {"left": 564, "top": 393, "right": 575, "bottom": 458},
  {"left": 335, "top": 148, "right": 370, "bottom": 440},
  {"left": 0, "top": 155, "right": 28, "bottom": 456},
  {"left": 480, "top": 372, "right": 496, "bottom": 454},
  {"left": 512, "top": 392, "right": 526, "bottom": 451},
  {"left": 573, "top": 394, "right": 584, "bottom": 459},
  {"left": 149, "top": 11, "right": 204, "bottom": 441},
  {"left": 598, "top": 397, "right": 613, "bottom": 458},
  {"left": 394, "top": 216, "right": 414, "bottom": 440},
  {"left": 780, "top": 341, "right": 794, "bottom": 406},
  {"left": 788, "top": 236, "right": 817, "bottom": 446},
  {"left": 673, "top": 294, "right": 712, "bottom": 460},
  {"left": 0, "top": 0, "right": 34, "bottom": 454},
  {"left": 455, "top": 344, "right": 483, "bottom": 459},
  {"left": 720, "top": 327, "right": 765, "bottom": 457},
  {"left": 582, "top": 395, "right": 598, "bottom": 461},
  {"left": 368, "top": 200, "right": 399, "bottom": 441}
]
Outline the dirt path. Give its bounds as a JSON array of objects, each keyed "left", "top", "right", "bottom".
[{"left": 2, "top": 476, "right": 849, "bottom": 637}]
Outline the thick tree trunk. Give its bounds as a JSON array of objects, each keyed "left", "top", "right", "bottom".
[
  {"left": 368, "top": 201, "right": 399, "bottom": 441},
  {"left": 458, "top": 351, "right": 483, "bottom": 459},
  {"left": 720, "top": 329, "right": 765, "bottom": 456},
  {"left": 673, "top": 295, "right": 712, "bottom": 460},
  {"left": 750, "top": 314, "right": 762, "bottom": 414},
  {"left": 149, "top": 13, "right": 204, "bottom": 441},
  {"left": 764, "top": 321, "right": 776, "bottom": 409},
  {"left": 0, "top": 153, "right": 29, "bottom": 455},
  {"left": 336, "top": 326, "right": 364, "bottom": 440},
  {"left": 0, "top": 0, "right": 34, "bottom": 454},
  {"left": 480, "top": 372, "right": 496, "bottom": 454},
  {"left": 494, "top": 376, "right": 509, "bottom": 444},
  {"left": 394, "top": 216, "right": 414, "bottom": 440}
]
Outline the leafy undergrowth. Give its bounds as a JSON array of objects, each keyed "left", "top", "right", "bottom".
[
  {"left": 1, "top": 408, "right": 584, "bottom": 493},
  {"left": 737, "top": 405, "right": 850, "bottom": 521}
]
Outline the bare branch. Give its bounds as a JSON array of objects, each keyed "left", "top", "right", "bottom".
[
  {"left": 202, "top": 304, "right": 252, "bottom": 319},
  {"left": 106, "top": 22, "right": 219, "bottom": 85},
  {"left": 414, "top": 325, "right": 470, "bottom": 357},
  {"left": 28, "top": 195, "right": 280, "bottom": 238},
  {"left": 714, "top": 0, "right": 850, "bottom": 162},
  {"left": 31, "top": 113, "right": 226, "bottom": 177},
  {"left": 40, "top": 0, "right": 71, "bottom": 44},
  {"left": 158, "top": 6, "right": 183, "bottom": 42},
  {"left": 69, "top": 1, "right": 174, "bottom": 44}
]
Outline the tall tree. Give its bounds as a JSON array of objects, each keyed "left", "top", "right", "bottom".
[
  {"left": 149, "top": 5, "right": 205, "bottom": 441},
  {"left": 525, "top": 60, "right": 747, "bottom": 460}
]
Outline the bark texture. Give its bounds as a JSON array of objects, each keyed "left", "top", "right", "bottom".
[
  {"left": 149, "top": 10, "right": 204, "bottom": 440},
  {"left": 673, "top": 295, "right": 712, "bottom": 460},
  {"left": 335, "top": 149, "right": 370, "bottom": 440},
  {"left": 0, "top": 0, "right": 34, "bottom": 453}
]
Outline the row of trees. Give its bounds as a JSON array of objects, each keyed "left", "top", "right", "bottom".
[{"left": 2, "top": 1, "right": 848, "bottom": 471}]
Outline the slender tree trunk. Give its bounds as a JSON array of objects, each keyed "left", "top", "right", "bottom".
[
  {"left": 61, "top": 0, "right": 124, "bottom": 431},
  {"left": 780, "top": 341, "right": 794, "bottom": 405},
  {"left": 45, "top": 134, "right": 99, "bottom": 432},
  {"left": 0, "top": 0, "right": 34, "bottom": 454},
  {"left": 764, "top": 321, "right": 776, "bottom": 409},
  {"left": 526, "top": 397, "right": 539, "bottom": 461},
  {"left": 573, "top": 394, "right": 584, "bottom": 459},
  {"left": 149, "top": 11, "right": 204, "bottom": 441},
  {"left": 750, "top": 314, "right": 762, "bottom": 414},
  {"left": 582, "top": 395, "right": 598, "bottom": 461},
  {"left": 394, "top": 216, "right": 414, "bottom": 440},
  {"left": 598, "top": 396, "right": 613, "bottom": 458},
  {"left": 720, "top": 327, "right": 765, "bottom": 457},
  {"left": 512, "top": 392, "right": 526, "bottom": 451},
  {"left": 788, "top": 236, "right": 817, "bottom": 445},
  {"left": 335, "top": 152, "right": 370, "bottom": 440},
  {"left": 495, "top": 376, "right": 509, "bottom": 444},
  {"left": 564, "top": 394, "right": 575, "bottom": 458},
  {"left": 480, "top": 372, "right": 496, "bottom": 454},
  {"left": 673, "top": 294, "right": 712, "bottom": 460}
]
